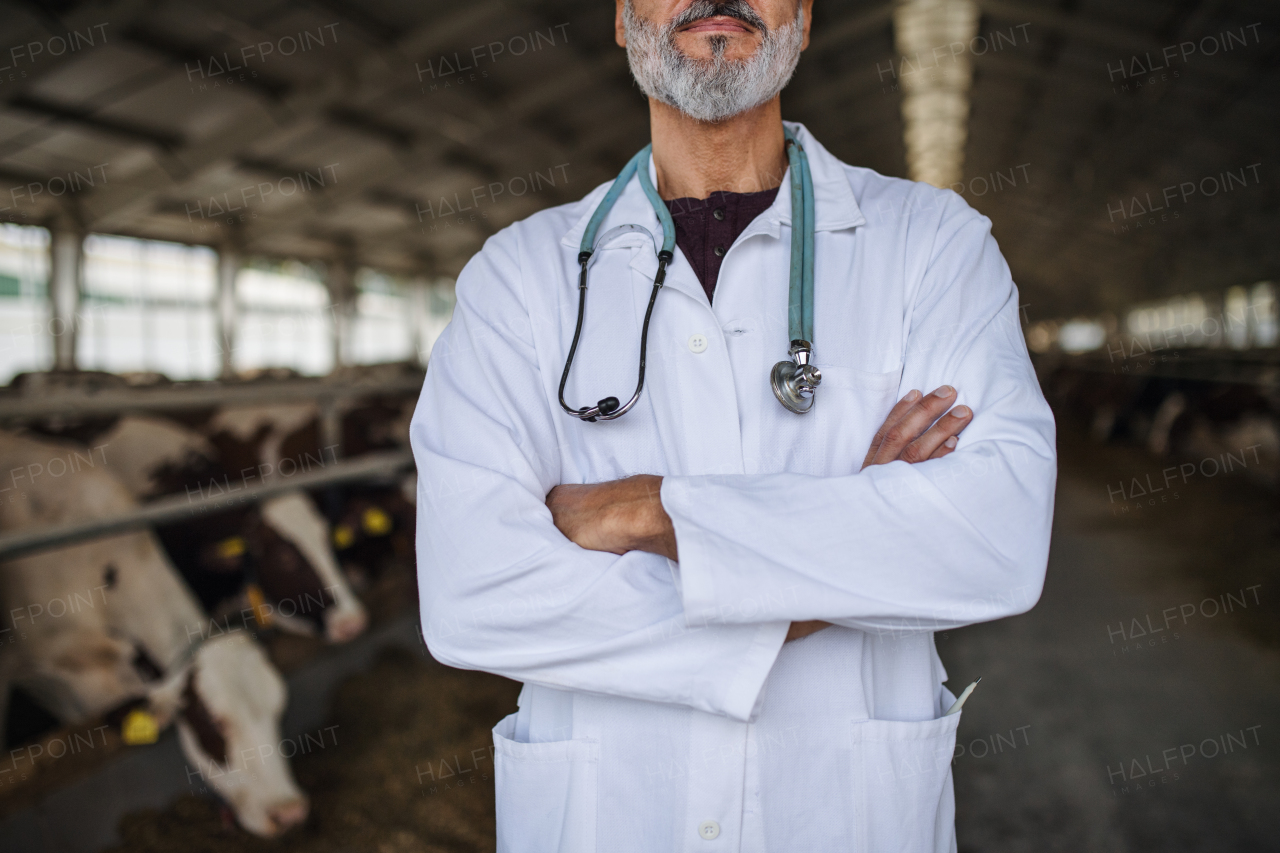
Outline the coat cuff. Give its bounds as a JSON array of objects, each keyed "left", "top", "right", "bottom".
[
  {"left": 723, "top": 620, "right": 789, "bottom": 722},
  {"left": 662, "top": 474, "right": 728, "bottom": 625},
  {"left": 663, "top": 475, "right": 787, "bottom": 721}
]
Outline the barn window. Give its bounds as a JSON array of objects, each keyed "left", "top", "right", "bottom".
[
  {"left": 0, "top": 223, "right": 52, "bottom": 383},
  {"left": 1058, "top": 319, "right": 1106, "bottom": 353},
  {"left": 1223, "top": 286, "right": 1250, "bottom": 349},
  {"left": 1249, "top": 282, "right": 1276, "bottom": 347},
  {"left": 79, "top": 234, "right": 219, "bottom": 379},
  {"left": 350, "top": 269, "right": 413, "bottom": 366},
  {"left": 235, "top": 260, "right": 333, "bottom": 375}
]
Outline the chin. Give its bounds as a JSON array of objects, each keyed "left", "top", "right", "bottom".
[{"left": 678, "top": 33, "right": 756, "bottom": 59}]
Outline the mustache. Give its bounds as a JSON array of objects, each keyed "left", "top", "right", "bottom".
[{"left": 671, "top": 0, "right": 767, "bottom": 33}]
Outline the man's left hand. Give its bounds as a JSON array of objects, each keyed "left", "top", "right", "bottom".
[{"left": 546, "top": 474, "right": 678, "bottom": 561}]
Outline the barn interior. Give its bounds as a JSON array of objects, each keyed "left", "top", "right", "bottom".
[{"left": 1, "top": 0, "right": 1278, "bottom": 851}]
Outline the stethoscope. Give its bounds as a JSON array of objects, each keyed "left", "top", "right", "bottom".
[{"left": 558, "top": 125, "right": 820, "bottom": 421}]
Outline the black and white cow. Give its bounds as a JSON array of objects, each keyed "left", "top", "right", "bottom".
[
  {"left": 96, "top": 415, "right": 368, "bottom": 643},
  {"left": 206, "top": 399, "right": 418, "bottom": 591}
]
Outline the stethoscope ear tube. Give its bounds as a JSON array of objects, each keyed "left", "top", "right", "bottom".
[
  {"left": 558, "top": 249, "right": 671, "bottom": 422},
  {"left": 557, "top": 252, "right": 599, "bottom": 420},
  {"left": 560, "top": 145, "right": 675, "bottom": 423}
]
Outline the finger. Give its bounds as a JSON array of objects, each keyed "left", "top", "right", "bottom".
[
  {"left": 863, "top": 390, "right": 922, "bottom": 469},
  {"left": 871, "top": 386, "right": 957, "bottom": 464},
  {"left": 785, "top": 620, "right": 832, "bottom": 642},
  {"left": 900, "top": 405, "right": 972, "bottom": 463},
  {"left": 928, "top": 435, "right": 959, "bottom": 460},
  {"left": 869, "top": 391, "right": 922, "bottom": 449},
  {"left": 877, "top": 391, "right": 923, "bottom": 440}
]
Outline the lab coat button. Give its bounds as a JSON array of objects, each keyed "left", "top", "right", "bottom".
[
  {"left": 698, "top": 820, "right": 720, "bottom": 840},
  {"left": 688, "top": 334, "right": 708, "bottom": 354}
]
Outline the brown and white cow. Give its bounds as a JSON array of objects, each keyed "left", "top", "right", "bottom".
[
  {"left": 0, "top": 430, "right": 308, "bottom": 837},
  {"left": 205, "top": 399, "right": 416, "bottom": 602},
  {"left": 95, "top": 415, "right": 367, "bottom": 643}
]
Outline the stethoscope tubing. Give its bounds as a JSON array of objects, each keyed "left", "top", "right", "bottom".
[
  {"left": 782, "top": 126, "right": 816, "bottom": 345},
  {"left": 560, "top": 132, "right": 815, "bottom": 422}
]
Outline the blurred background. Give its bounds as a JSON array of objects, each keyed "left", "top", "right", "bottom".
[{"left": 0, "top": 0, "right": 1277, "bottom": 851}]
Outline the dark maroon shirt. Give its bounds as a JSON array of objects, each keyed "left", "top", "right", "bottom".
[{"left": 663, "top": 187, "right": 780, "bottom": 304}]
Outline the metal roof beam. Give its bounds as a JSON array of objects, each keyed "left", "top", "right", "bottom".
[{"left": 6, "top": 93, "right": 183, "bottom": 150}]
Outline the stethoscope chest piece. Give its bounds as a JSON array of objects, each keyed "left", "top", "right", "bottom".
[{"left": 771, "top": 340, "right": 821, "bottom": 414}]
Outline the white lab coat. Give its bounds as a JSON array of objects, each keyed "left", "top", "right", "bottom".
[{"left": 411, "top": 121, "right": 1056, "bottom": 853}]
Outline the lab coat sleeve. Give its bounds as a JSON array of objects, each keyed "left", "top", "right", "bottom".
[
  {"left": 661, "top": 196, "right": 1057, "bottom": 633},
  {"left": 411, "top": 228, "right": 788, "bottom": 722}
]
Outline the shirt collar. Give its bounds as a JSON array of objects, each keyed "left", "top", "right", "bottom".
[{"left": 559, "top": 121, "right": 865, "bottom": 252}]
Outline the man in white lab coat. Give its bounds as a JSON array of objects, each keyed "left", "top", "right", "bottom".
[{"left": 411, "top": 0, "right": 1056, "bottom": 850}]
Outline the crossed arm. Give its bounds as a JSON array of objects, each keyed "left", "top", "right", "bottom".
[
  {"left": 415, "top": 202, "right": 1054, "bottom": 720},
  {"left": 546, "top": 385, "right": 973, "bottom": 641}
]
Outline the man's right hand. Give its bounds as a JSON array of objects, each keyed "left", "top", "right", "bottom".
[{"left": 785, "top": 386, "right": 973, "bottom": 644}]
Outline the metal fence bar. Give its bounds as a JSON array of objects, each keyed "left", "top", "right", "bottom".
[
  {"left": 0, "top": 375, "right": 425, "bottom": 421},
  {"left": 1054, "top": 352, "right": 1280, "bottom": 387},
  {"left": 0, "top": 450, "right": 414, "bottom": 562}
]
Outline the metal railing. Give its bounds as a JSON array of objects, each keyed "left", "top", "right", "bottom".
[
  {"left": 0, "top": 450, "right": 414, "bottom": 561},
  {"left": 0, "top": 373, "right": 424, "bottom": 420}
]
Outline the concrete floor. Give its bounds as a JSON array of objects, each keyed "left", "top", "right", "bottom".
[{"left": 941, "top": 431, "right": 1280, "bottom": 852}]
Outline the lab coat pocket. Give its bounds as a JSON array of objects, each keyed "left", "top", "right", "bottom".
[
  {"left": 492, "top": 712, "right": 600, "bottom": 853},
  {"left": 819, "top": 365, "right": 901, "bottom": 395},
  {"left": 800, "top": 365, "right": 901, "bottom": 473},
  {"left": 848, "top": 712, "right": 959, "bottom": 853}
]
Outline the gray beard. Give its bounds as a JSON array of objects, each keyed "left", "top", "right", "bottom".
[{"left": 624, "top": 0, "right": 804, "bottom": 123}]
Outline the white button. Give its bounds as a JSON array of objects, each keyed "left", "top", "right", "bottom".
[
  {"left": 698, "top": 820, "right": 720, "bottom": 840},
  {"left": 688, "top": 334, "right": 708, "bottom": 353}
]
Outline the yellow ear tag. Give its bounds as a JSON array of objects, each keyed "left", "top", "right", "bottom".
[
  {"left": 216, "top": 536, "right": 246, "bottom": 559},
  {"left": 361, "top": 506, "right": 393, "bottom": 536},
  {"left": 246, "top": 583, "right": 273, "bottom": 627},
  {"left": 122, "top": 708, "right": 160, "bottom": 745},
  {"left": 332, "top": 524, "right": 356, "bottom": 550}
]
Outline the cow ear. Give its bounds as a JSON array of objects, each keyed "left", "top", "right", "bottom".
[{"left": 179, "top": 672, "right": 229, "bottom": 765}]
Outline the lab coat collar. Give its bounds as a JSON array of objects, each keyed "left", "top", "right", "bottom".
[{"left": 558, "top": 120, "right": 865, "bottom": 255}]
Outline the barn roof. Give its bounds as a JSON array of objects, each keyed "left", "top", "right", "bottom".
[{"left": 1, "top": 0, "right": 1276, "bottom": 318}]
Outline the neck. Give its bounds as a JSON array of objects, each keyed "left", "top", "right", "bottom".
[{"left": 649, "top": 96, "right": 788, "bottom": 200}]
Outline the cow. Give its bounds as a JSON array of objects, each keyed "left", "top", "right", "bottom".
[
  {"left": 0, "top": 430, "right": 308, "bottom": 837},
  {"left": 1150, "top": 383, "right": 1279, "bottom": 485},
  {"left": 94, "top": 415, "right": 368, "bottom": 643},
  {"left": 1046, "top": 363, "right": 1280, "bottom": 486},
  {"left": 206, "top": 399, "right": 418, "bottom": 589},
  {"left": 328, "top": 484, "right": 416, "bottom": 594}
]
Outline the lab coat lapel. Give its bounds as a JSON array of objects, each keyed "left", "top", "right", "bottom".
[
  {"left": 705, "top": 120, "right": 868, "bottom": 324},
  {"left": 785, "top": 121, "right": 867, "bottom": 232}
]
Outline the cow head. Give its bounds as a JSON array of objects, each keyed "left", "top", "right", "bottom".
[
  {"left": 329, "top": 489, "right": 415, "bottom": 585},
  {"left": 147, "top": 632, "right": 308, "bottom": 837},
  {"left": 252, "top": 491, "right": 367, "bottom": 643}
]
